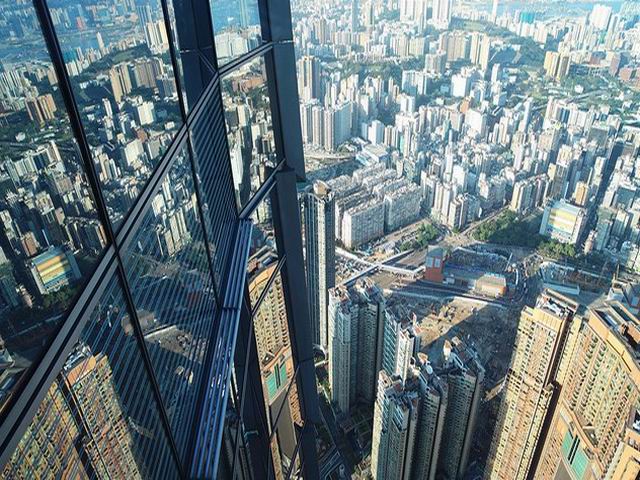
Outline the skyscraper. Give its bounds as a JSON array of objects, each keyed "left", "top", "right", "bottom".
[
  {"left": 382, "top": 311, "right": 421, "bottom": 380},
  {"left": 534, "top": 302, "right": 640, "bottom": 479},
  {"left": 371, "top": 354, "right": 448, "bottom": 480},
  {"left": 486, "top": 291, "right": 579, "bottom": 480},
  {"left": 304, "top": 181, "right": 336, "bottom": 347},
  {"left": 438, "top": 338, "right": 485, "bottom": 480},
  {"left": 297, "top": 55, "right": 322, "bottom": 102},
  {"left": 431, "top": 0, "right": 452, "bottom": 29},
  {"left": 327, "top": 279, "right": 385, "bottom": 413}
]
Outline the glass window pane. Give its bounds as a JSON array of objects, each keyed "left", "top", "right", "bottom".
[
  {"left": 0, "top": 1, "right": 107, "bottom": 414},
  {"left": 2, "top": 274, "right": 179, "bottom": 479},
  {"left": 218, "top": 374, "right": 255, "bottom": 479},
  {"left": 265, "top": 357, "right": 302, "bottom": 479},
  {"left": 47, "top": 0, "right": 182, "bottom": 231},
  {"left": 248, "top": 189, "right": 279, "bottom": 306},
  {"left": 189, "top": 87, "right": 239, "bottom": 287},
  {"left": 123, "top": 144, "right": 217, "bottom": 462},
  {"left": 221, "top": 56, "right": 277, "bottom": 210},
  {"left": 210, "top": 0, "right": 262, "bottom": 67},
  {"left": 250, "top": 266, "right": 303, "bottom": 478}
]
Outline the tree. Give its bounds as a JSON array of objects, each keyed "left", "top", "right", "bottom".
[{"left": 415, "top": 222, "right": 439, "bottom": 248}]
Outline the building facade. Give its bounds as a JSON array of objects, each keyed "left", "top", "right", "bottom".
[
  {"left": 303, "top": 181, "right": 336, "bottom": 348},
  {"left": 371, "top": 355, "right": 448, "bottom": 480},
  {"left": 327, "top": 279, "right": 385, "bottom": 413},
  {"left": 540, "top": 199, "right": 588, "bottom": 245},
  {"left": 438, "top": 338, "right": 485, "bottom": 480},
  {"left": 534, "top": 302, "right": 640, "bottom": 479},
  {"left": 486, "top": 291, "right": 579, "bottom": 480},
  {"left": 0, "top": 0, "right": 319, "bottom": 478}
]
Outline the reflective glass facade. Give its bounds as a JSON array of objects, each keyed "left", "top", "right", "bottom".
[{"left": 0, "top": 0, "right": 318, "bottom": 478}]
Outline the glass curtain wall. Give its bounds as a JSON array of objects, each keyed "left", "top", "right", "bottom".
[{"left": 0, "top": 0, "right": 317, "bottom": 478}]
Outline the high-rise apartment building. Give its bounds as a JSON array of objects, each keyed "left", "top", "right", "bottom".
[
  {"left": 0, "top": 0, "right": 320, "bottom": 478},
  {"left": 297, "top": 55, "right": 322, "bottom": 101},
  {"left": 431, "top": 0, "right": 453, "bottom": 29},
  {"left": 510, "top": 175, "right": 547, "bottom": 214},
  {"left": 373, "top": 329, "right": 485, "bottom": 480},
  {"left": 534, "top": 302, "right": 640, "bottom": 479},
  {"left": 304, "top": 181, "right": 336, "bottom": 348},
  {"left": 469, "top": 32, "right": 491, "bottom": 71},
  {"left": 371, "top": 355, "right": 448, "bottom": 480},
  {"left": 486, "top": 291, "right": 579, "bottom": 480},
  {"left": 438, "top": 338, "right": 485, "bottom": 480},
  {"left": 341, "top": 199, "right": 385, "bottom": 248},
  {"left": 327, "top": 279, "right": 386, "bottom": 413},
  {"left": 544, "top": 51, "right": 572, "bottom": 80},
  {"left": 382, "top": 312, "right": 421, "bottom": 380}
]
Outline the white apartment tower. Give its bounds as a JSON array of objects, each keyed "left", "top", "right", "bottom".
[
  {"left": 327, "top": 279, "right": 385, "bottom": 413},
  {"left": 438, "top": 338, "right": 485, "bottom": 480},
  {"left": 371, "top": 355, "right": 448, "bottom": 480},
  {"left": 303, "top": 181, "right": 336, "bottom": 348},
  {"left": 431, "top": 0, "right": 452, "bottom": 29}
]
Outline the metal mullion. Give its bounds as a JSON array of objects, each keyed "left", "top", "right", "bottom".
[
  {"left": 112, "top": 257, "right": 186, "bottom": 478},
  {"left": 192, "top": 308, "right": 239, "bottom": 473},
  {"left": 172, "top": 0, "right": 218, "bottom": 69},
  {"left": 116, "top": 73, "right": 230, "bottom": 253},
  {"left": 157, "top": 285, "right": 215, "bottom": 449},
  {"left": 197, "top": 68, "right": 239, "bottom": 257},
  {"left": 106, "top": 324, "right": 160, "bottom": 442},
  {"left": 230, "top": 298, "right": 256, "bottom": 479},
  {"left": 264, "top": 47, "right": 287, "bottom": 162},
  {"left": 184, "top": 74, "right": 221, "bottom": 132},
  {"left": 181, "top": 70, "right": 237, "bottom": 307},
  {"left": 226, "top": 383, "right": 244, "bottom": 472},
  {"left": 190, "top": 222, "right": 252, "bottom": 477},
  {"left": 184, "top": 105, "right": 223, "bottom": 302},
  {"left": 160, "top": 0, "right": 189, "bottom": 128},
  {"left": 285, "top": 424, "right": 305, "bottom": 480},
  {"left": 196, "top": 49, "right": 219, "bottom": 78},
  {"left": 199, "top": 307, "right": 237, "bottom": 473},
  {"left": 257, "top": 0, "right": 273, "bottom": 42},
  {"left": 237, "top": 165, "right": 284, "bottom": 220},
  {"left": 271, "top": 170, "right": 321, "bottom": 479}
]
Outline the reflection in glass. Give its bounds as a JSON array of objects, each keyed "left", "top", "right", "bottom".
[
  {"left": 222, "top": 56, "right": 277, "bottom": 210},
  {"left": 218, "top": 379, "right": 255, "bottom": 479},
  {"left": 247, "top": 189, "right": 278, "bottom": 306},
  {"left": 2, "top": 275, "right": 178, "bottom": 479},
  {"left": 47, "top": 0, "right": 182, "bottom": 230},
  {"left": 0, "top": 1, "right": 107, "bottom": 414},
  {"left": 210, "top": 0, "right": 262, "bottom": 66},
  {"left": 250, "top": 267, "right": 302, "bottom": 479},
  {"left": 189, "top": 86, "right": 239, "bottom": 288},
  {"left": 124, "top": 145, "right": 217, "bottom": 462}
]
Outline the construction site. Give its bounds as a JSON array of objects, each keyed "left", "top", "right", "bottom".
[{"left": 386, "top": 293, "right": 520, "bottom": 474}]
